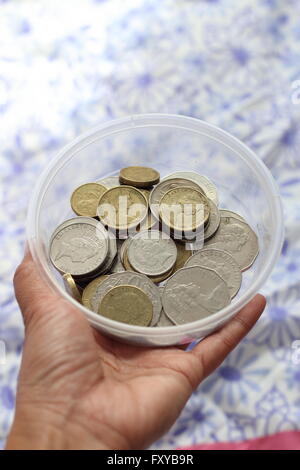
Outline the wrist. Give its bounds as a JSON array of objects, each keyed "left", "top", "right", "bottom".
[
  {"left": 6, "top": 405, "right": 68, "bottom": 450},
  {"left": 5, "top": 403, "right": 124, "bottom": 450}
]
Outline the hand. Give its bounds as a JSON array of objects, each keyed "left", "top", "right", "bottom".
[{"left": 6, "top": 249, "right": 266, "bottom": 450}]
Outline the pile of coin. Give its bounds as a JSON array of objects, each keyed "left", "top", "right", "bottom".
[{"left": 49, "top": 167, "right": 259, "bottom": 328}]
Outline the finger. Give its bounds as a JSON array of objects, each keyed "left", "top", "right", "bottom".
[
  {"left": 13, "top": 248, "right": 82, "bottom": 329},
  {"left": 14, "top": 249, "right": 58, "bottom": 326},
  {"left": 191, "top": 294, "right": 266, "bottom": 379}
]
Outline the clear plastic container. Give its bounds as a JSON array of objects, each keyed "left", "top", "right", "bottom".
[{"left": 27, "top": 114, "right": 284, "bottom": 346}]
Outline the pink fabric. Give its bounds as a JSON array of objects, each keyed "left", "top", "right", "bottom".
[{"left": 179, "top": 431, "right": 300, "bottom": 450}]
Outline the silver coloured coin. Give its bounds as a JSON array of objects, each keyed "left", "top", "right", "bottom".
[
  {"left": 149, "top": 178, "right": 205, "bottom": 220},
  {"left": 127, "top": 230, "right": 177, "bottom": 277},
  {"left": 163, "top": 172, "right": 219, "bottom": 206},
  {"left": 204, "top": 199, "right": 220, "bottom": 240},
  {"left": 50, "top": 220, "right": 109, "bottom": 277},
  {"left": 110, "top": 256, "right": 125, "bottom": 273},
  {"left": 162, "top": 266, "right": 231, "bottom": 324},
  {"left": 205, "top": 217, "right": 259, "bottom": 271},
  {"left": 158, "top": 286, "right": 165, "bottom": 296},
  {"left": 120, "top": 237, "right": 132, "bottom": 263},
  {"left": 98, "top": 229, "right": 117, "bottom": 274},
  {"left": 156, "top": 310, "right": 176, "bottom": 327},
  {"left": 50, "top": 216, "right": 99, "bottom": 244},
  {"left": 90, "top": 271, "right": 162, "bottom": 326},
  {"left": 156, "top": 286, "right": 176, "bottom": 326},
  {"left": 110, "top": 241, "right": 126, "bottom": 273},
  {"left": 73, "top": 271, "right": 104, "bottom": 287},
  {"left": 185, "top": 248, "right": 242, "bottom": 298},
  {"left": 95, "top": 175, "right": 119, "bottom": 188},
  {"left": 77, "top": 233, "right": 118, "bottom": 280},
  {"left": 219, "top": 209, "right": 246, "bottom": 223}
]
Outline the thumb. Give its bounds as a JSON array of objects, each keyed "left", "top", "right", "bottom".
[
  {"left": 13, "top": 247, "right": 82, "bottom": 330},
  {"left": 191, "top": 293, "right": 266, "bottom": 380}
]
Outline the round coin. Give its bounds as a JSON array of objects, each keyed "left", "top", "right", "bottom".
[
  {"left": 156, "top": 309, "right": 176, "bottom": 327},
  {"left": 163, "top": 172, "right": 219, "bottom": 205},
  {"left": 90, "top": 271, "right": 162, "bottom": 326},
  {"left": 139, "top": 188, "right": 152, "bottom": 202},
  {"left": 50, "top": 220, "right": 109, "bottom": 277},
  {"left": 75, "top": 227, "right": 117, "bottom": 281},
  {"left": 162, "top": 266, "right": 231, "bottom": 324},
  {"left": 159, "top": 186, "right": 210, "bottom": 232},
  {"left": 185, "top": 248, "right": 242, "bottom": 298},
  {"left": 123, "top": 243, "right": 174, "bottom": 282},
  {"left": 97, "top": 229, "right": 117, "bottom": 274},
  {"left": 205, "top": 217, "right": 259, "bottom": 271},
  {"left": 120, "top": 237, "right": 133, "bottom": 263},
  {"left": 149, "top": 178, "right": 205, "bottom": 220},
  {"left": 99, "top": 285, "right": 153, "bottom": 326},
  {"left": 110, "top": 241, "right": 126, "bottom": 273},
  {"left": 155, "top": 286, "right": 175, "bottom": 326},
  {"left": 127, "top": 230, "right": 177, "bottom": 277},
  {"left": 173, "top": 242, "right": 193, "bottom": 272},
  {"left": 123, "top": 248, "right": 134, "bottom": 272},
  {"left": 137, "top": 212, "right": 158, "bottom": 231},
  {"left": 147, "top": 265, "right": 175, "bottom": 284},
  {"left": 82, "top": 275, "right": 109, "bottom": 309},
  {"left": 219, "top": 209, "right": 246, "bottom": 223},
  {"left": 73, "top": 265, "right": 110, "bottom": 287},
  {"left": 119, "top": 166, "right": 160, "bottom": 188},
  {"left": 50, "top": 216, "right": 99, "bottom": 244},
  {"left": 71, "top": 183, "right": 107, "bottom": 217},
  {"left": 110, "top": 256, "right": 125, "bottom": 273},
  {"left": 97, "top": 185, "right": 148, "bottom": 230},
  {"left": 156, "top": 286, "right": 175, "bottom": 326},
  {"left": 204, "top": 199, "right": 220, "bottom": 240},
  {"left": 95, "top": 175, "right": 120, "bottom": 189},
  {"left": 62, "top": 273, "right": 82, "bottom": 303}
]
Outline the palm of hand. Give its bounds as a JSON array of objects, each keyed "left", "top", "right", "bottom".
[{"left": 20, "top": 296, "right": 202, "bottom": 450}]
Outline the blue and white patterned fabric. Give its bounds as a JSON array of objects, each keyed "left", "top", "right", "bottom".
[{"left": 1, "top": 0, "right": 300, "bottom": 449}]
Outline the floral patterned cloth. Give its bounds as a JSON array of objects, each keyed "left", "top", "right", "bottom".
[{"left": 1, "top": 0, "right": 300, "bottom": 449}]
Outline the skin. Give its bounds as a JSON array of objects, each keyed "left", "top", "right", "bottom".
[{"left": 6, "top": 249, "right": 266, "bottom": 450}]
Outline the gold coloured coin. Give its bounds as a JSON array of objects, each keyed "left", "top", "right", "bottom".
[
  {"left": 173, "top": 242, "right": 193, "bottom": 272},
  {"left": 71, "top": 183, "right": 107, "bottom": 217},
  {"left": 82, "top": 275, "right": 109, "bottom": 309},
  {"left": 123, "top": 249, "right": 134, "bottom": 272},
  {"left": 119, "top": 237, "right": 132, "bottom": 264},
  {"left": 148, "top": 266, "right": 175, "bottom": 284},
  {"left": 123, "top": 244, "right": 173, "bottom": 282},
  {"left": 159, "top": 186, "right": 210, "bottom": 232},
  {"left": 139, "top": 188, "right": 152, "bottom": 202},
  {"left": 97, "top": 185, "right": 148, "bottom": 230},
  {"left": 137, "top": 212, "right": 158, "bottom": 231},
  {"left": 98, "top": 285, "right": 153, "bottom": 326},
  {"left": 63, "top": 273, "right": 82, "bottom": 303},
  {"left": 119, "top": 166, "right": 160, "bottom": 188}
]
